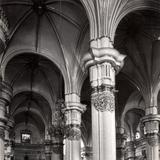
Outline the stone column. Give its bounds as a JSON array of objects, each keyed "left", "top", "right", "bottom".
[
  {"left": 45, "top": 140, "right": 52, "bottom": 160},
  {"left": 51, "top": 138, "right": 63, "bottom": 160},
  {"left": 0, "top": 9, "right": 10, "bottom": 160},
  {"left": 0, "top": 82, "right": 12, "bottom": 160},
  {"left": 124, "top": 141, "right": 135, "bottom": 160},
  {"left": 82, "top": 37, "right": 125, "bottom": 160},
  {"left": 64, "top": 93, "right": 86, "bottom": 160},
  {"left": 4, "top": 119, "right": 14, "bottom": 160},
  {"left": 116, "top": 127, "right": 127, "bottom": 160},
  {"left": 141, "top": 114, "right": 160, "bottom": 160}
]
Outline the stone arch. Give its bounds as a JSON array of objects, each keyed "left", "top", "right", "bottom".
[
  {"left": 2, "top": 50, "right": 69, "bottom": 93},
  {"left": 113, "top": 1, "right": 160, "bottom": 42}
]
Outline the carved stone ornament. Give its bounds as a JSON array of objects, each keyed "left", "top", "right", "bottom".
[
  {"left": 65, "top": 125, "right": 81, "bottom": 141},
  {"left": 91, "top": 91, "right": 114, "bottom": 112},
  {"left": 147, "top": 133, "right": 159, "bottom": 146}
]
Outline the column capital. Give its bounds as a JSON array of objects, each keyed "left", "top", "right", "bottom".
[
  {"left": 64, "top": 93, "right": 86, "bottom": 141},
  {"left": 82, "top": 37, "right": 126, "bottom": 72},
  {"left": 91, "top": 89, "right": 115, "bottom": 112},
  {"left": 140, "top": 114, "right": 160, "bottom": 146}
]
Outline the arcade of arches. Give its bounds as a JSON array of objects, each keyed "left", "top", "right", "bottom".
[{"left": 1, "top": 0, "right": 160, "bottom": 160}]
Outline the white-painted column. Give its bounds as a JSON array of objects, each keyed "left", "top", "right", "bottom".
[
  {"left": 82, "top": 37, "right": 126, "bottom": 160},
  {"left": 51, "top": 138, "right": 63, "bottom": 160},
  {"left": 141, "top": 113, "right": 160, "bottom": 160},
  {"left": 0, "top": 82, "right": 12, "bottom": 160},
  {"left": 90, "top": 63, "right": 116, "bottom": 160},
  {"left": 64, "top": 93, "right": 86, "bottom": 160}
]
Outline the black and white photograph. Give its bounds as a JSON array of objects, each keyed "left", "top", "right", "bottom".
[{"left": 0, "top": 0, "right": 159, "bottom": 160}]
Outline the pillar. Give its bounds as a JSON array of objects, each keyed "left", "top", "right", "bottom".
[
  {"left": 4, "top": 119, "right": 14, "bottom": 160},
  {"left": 0, "top": 9, "right": 10, "bottom": 160},
  {"left": 82, "top": 37, "right": 126, "bottom": 160},
  {"left": 64, "top": 93, "right": 86, "bottom": 160},
  {"left": 45, "top": 139, "right": 52, "bottom": 160},
  {"left": 51, "top": 138, "right": 63, "bottom": 160},
  {"left": 125, "top": 141, "right": 135, "bottom": 160},
  {"left": 116, "top": 127, "right": 127, "bottom": 160},
  {"left": 141, "top": 114, "right": 160, "bottom": 160},
  {"left": 0, "top": 81, "right": 12, "bottom": 160}
]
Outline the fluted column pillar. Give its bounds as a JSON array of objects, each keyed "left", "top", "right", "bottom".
[
  {"left": 64, "top": 93, "right": 86, "bottom": 160},
  {"left": 141, "top": 114, "right": 160, "bottom": 160},
  {"left": 82, "top": 37, "right": 126, "bottom": 160},
  {"left": 0, "top": 82, "right": 12, "bottom": 160}
]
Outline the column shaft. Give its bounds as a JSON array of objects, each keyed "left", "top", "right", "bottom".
[
  {"left": 141, "top": 114, "right": 160, "bottom": 160},
  {"left": 90, "top": 62, "right": 117, "bottom": 160},
  {"left": 64, "top": 93, "right": 86, "bottom": 160},
  {"left": 65, "top": 139, "right": 80, "bottom": 160},
  {"left": 0, "top": 127, "right": 4, "bottom": 160},
  {"left": 82, "top": 37, "right": 125, "bottom": 160},
  {"left": 146, "top": 143, "right": 159, "bottom": 160},
  {"left": 92, "top": 105, "right": 116, "bottom": 160}
]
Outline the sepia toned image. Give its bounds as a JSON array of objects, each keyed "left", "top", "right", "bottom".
[{"left": 0, "top": 0, "right": 160, "bottom": 160}]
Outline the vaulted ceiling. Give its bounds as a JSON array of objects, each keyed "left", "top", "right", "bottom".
[
  {"left": 2, "top": 0, "right": 160, "bottom": 142},
  {"left": 1, "top": 0, "right": 89, "bottom": 137}
]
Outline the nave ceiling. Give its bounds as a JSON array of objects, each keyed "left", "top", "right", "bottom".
[{"left": 2, "top": 0, "right": 160, "bottom": 145}]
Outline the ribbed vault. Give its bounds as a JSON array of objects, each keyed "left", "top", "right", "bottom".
[
  {"left": 115, "top": 10, "right": 160, "bottom": 107},
  {"left": 1, "top": 0, "right": 89, "bottom": 94}
]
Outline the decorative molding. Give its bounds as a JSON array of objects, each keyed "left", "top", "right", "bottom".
[
  {"left": 92, "top": 91, "right": 114, "bottom": 112},
  {"left": 65, "top": 124, "right": 81, "bottom": 141},
  {"left": 147, "top": 133, "right": 159, "bottom": 146}
]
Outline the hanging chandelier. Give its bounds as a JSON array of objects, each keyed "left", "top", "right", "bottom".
[{"left": 49, "top": 98, "right": 66, "bottom": 139}]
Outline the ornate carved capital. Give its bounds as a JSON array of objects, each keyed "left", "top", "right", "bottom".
[
  {"left": 140, "top": 114, "right": 160, "bottom": 146},
  {"left": 92, "top": 90, "right": 114, "bottom": 112},
  {"left": 82, "top": 37, "right": 126, "bottom": 72},
  {"left": 146, "top": 133, "right": 159, "bottom": 146},
  {"left": 65, "top": 124, "right": 81, "bottom": 141}
]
